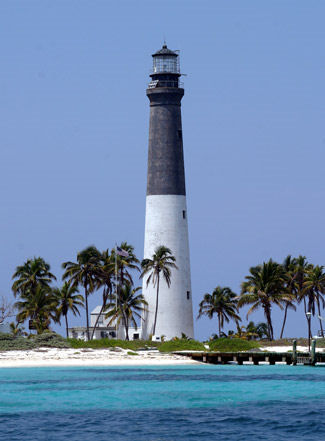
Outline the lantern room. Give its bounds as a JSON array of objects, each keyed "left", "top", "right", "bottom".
[{"left": 148, "top": 44, "right": 181, "bottom": 89}]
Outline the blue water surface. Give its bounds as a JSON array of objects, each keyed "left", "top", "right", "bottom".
[{"left": 0, "top": 364, "right": 324, "bottom": 440}]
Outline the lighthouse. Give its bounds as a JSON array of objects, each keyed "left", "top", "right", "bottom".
[{"left": 141, "top": 44, "right": 194, "bottom": 340}]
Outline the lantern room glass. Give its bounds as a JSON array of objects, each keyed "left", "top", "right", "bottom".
[{"left": 153, "top": 55, "right": 179, "bottom": 74}]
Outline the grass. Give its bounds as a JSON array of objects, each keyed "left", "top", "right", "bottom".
[
  {"left": 158, "top": 338, "right": 206, "bottom": 353},
  {"left": 127, "top": 351, "right": 138, "bottom": 356},
  {"left": 209, "top": 338, "right": 261, "bottom": 352},
  {"left": 68, "top": 338, "right": 160, "bottom": 351},
  {"left": 9, "top": 333, "right": 324, "bottom": 353}
]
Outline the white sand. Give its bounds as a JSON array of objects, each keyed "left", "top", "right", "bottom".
[
  {"left": 261, "top": 345, "right": 325, "bottom": 353},
  {"left": 0, "top": 347, "right": 199, "bottom": 368}
]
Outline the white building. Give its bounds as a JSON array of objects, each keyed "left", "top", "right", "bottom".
[{"left": 68, "top": 306, "right": 141, "bottom": 341}]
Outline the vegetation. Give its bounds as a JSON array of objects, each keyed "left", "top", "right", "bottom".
[
  {"left": 197, "top": 287, "right": 240, "bottom": 337},
  {"left": 15, "top": 284, "right": 59, "bottom": 334},
  {"left": 0, "top": 296, "right": 14, "bottom": 324},
  {"left": 12, "top": 257, "right": 56, "bottom": 296},
  {"left": 12, "top": 257, "right": 58, "bottom": 334},
  {"left": 238, "top": 260, "right": 291, "bottom": 340},
  {"left": 209, "top": 338, "right": 260, "bottom": 352},
  {"left": 53, "top": 282, "right": 84, "bottom": 338},
  {"left": 90, "top": 249, "right": 115, "bottom": 340},
  {"left": 68, "top": 338, "right": 160, "bottom": 350},
  {"left": 62, "top": 246, "right": 102, "bottom": 341},
  {"left": 3, "top": 248, "right": 325, "bottom": 346},
  {"left": 158, "top": 338, "right": 205, "bottom": 353},
  {"left": 0, "top": 332, "right": 70, "bottom": 351},
  {"left": 141, "top": 245, "right": 177, "bottom": 336},
  {"left": 105, "top": 283, "right": 147, "bottom": 340}
]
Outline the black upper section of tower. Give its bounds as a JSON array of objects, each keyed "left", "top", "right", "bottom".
[{"left": 146, "top": 45, "right": 186, "bottom": 196}]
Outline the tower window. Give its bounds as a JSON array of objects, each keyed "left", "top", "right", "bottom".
[
  {"left": 182, "top": 210, "right": 186, "bottom": 219},
  {"left": 178, "top": 129, "right": 183, "bottom": 141},
  {"left": 187, "top": 291, "right": 190, "bottom": 300}
]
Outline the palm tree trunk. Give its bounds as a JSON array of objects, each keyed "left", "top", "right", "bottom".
[
  {"left": 91, "top": 304, "right": 104, "bottom": 340},
  {"left": 153, "top": 275, "right": 160, "bottom": 336},
  {"left": 125, "top": 318, "right": 129, "bottom": 341},
  {"left": 316, "top": 296, "right": 324, "bottom": 337},
  {"left": 65, "top": 313, "right": 69, "bottom": 339},
  {"left": 90, "top": 289, "right": 108, "bottom": 340},
  {"left": 84, "top": 280, "right": 90, "bottom": 341},
  {"left": 302, "top": 297, "right": 310, "bottom": 340},
  {"left": 265, "top": 306, "right": 273, "bottom": 340},
  {"left": 280, "top": 304, "right": 288, "bottom": 339},
  {"left": 218, "top": 313, "right": 221, "bottom": 337},
  {"left": 120, "top": 304, "right": 129, "bottom": 340}
]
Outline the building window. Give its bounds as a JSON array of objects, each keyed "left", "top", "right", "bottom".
[
  {"left": 182, "top": 210, "right": 186, "bottom": 219},
  {"left": 98, "top": 315, "right": 103, "bottom": 325},
  {"left": 187, "top": 291, "right": 190, "bottom": 300},
  {"left": 178, "top": 129, "right": 183, "bottom": 141}
]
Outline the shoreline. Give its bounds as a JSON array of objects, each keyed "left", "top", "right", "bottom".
[
  {"left": 0, "top": 345, "right": 321, "bottom": 368},
  {"left": 0, "top": 348, "right": 200, "bottom": 368}
]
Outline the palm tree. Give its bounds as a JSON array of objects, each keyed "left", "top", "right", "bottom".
[
  {"left": 111, "top": 242, "right": 140, "bottom": 339},
  {"left": 255, "top": 322, "right": 270, "bottom": 339},
  {"left": 12, "top": 257, "right": 56, "bottom": 297},
  {"left": 90, "top": 249, "right": 115, "bottom": 340},
  {"left": 113, "top": 242, "right": 140, "bottom": 287},
  {"left": 303, "top": 265, "right": 325, "bottom": 337},
  {"left": 140, "top": 246, "right": 178, "bottom": 336},
  {"left": 238, "top": 260, "right": 290, "bottom": 340},
  {"left": 53, "top": 282, "right": 84, "bottom": 338},
  {"left": 14, "top": 284, "right": 59, "bottom": 334},
  {"left": 9, "top": 321, "right": 27, "bottom": 337},
  {"left": 105, "top": 283, "right": 147, "bottom": 340},
  {"left": 280, "top": 255, "right": 297, "bottom": 339},
  {"left": 293, "top": 255, "right": 311, "bottom": 315},
  {"left": 62, "top": 246, "right": 101, "bottom": 340},
  {"left": 197, "top": 286, "right": 240, "bottom": 337}
]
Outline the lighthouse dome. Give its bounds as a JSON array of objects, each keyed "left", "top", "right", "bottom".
[{"left": 152, "top": 44, "right": 180, "bottom": 74}]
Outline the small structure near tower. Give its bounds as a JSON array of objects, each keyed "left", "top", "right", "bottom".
[{"left": 141, "top": 44, "right": 194, "bottom": 340}]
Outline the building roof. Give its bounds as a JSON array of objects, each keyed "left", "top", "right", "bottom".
[
  {"left": 152, "top": 44, "right": 178, "bottom": 57},
  {"left": 91, "top": 305, "right": 103, "bottom": 314}
]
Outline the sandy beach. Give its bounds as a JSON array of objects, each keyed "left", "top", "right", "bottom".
[
  {"left": 0, "top": 347, "right": 199, "bottom": 368},
  {"left": 1, "top": 345, "right": 323, "bottom": 368}
]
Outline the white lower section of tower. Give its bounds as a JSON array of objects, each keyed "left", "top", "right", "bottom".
[{"left": 141, "top": 195, "right": 194, "bottom": 340}]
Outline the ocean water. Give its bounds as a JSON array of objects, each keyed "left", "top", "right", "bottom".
[{"left": 0, "top": 365, "right": 324, "bottom": 440}]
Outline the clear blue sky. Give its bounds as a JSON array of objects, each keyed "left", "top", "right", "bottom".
[{"left": 1, "top": 1, "right": 324, "bottom": 340}]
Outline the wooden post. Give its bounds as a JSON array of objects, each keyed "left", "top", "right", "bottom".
[
  {"left": 311, "top": 340, "right": 316, "bottom": 366},
  {"left": 292, "top": 340, "right": 297, "bottom": 366}
]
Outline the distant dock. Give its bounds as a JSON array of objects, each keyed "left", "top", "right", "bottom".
[{"left": 176, "top": 340, "right": 324, "bottom": 366}]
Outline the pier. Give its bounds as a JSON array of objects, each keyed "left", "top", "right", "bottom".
[{"left": 177, "top": 340, "right": 325, "bottom": 366}]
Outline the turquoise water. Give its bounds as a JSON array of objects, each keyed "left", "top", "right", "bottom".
[{"left": 0, "top": 365, "right": 324, "bottom": 440}]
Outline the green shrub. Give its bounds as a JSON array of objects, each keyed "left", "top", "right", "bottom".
[
  {"left": 0, "top": 334, "right": 34, "bottom": 350},
  {"left": 0, "top": 332, "right": 70, "bottom": 351},
  {"left": 209, "top": 338, "right": 260, "bottom": 352},
  {"left": 68, "top": 338, "right": 160, "bottom": 350},
  {"left": 31, "top": 332, "right": 70, "bottom": 348},
  {"left": 159, "top": 338, "right": 205, "bottom": 353}
]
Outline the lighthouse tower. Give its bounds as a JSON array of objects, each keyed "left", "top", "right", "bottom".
[{"left": 141, "top": 44, "right": 194, "bottom": 340}]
